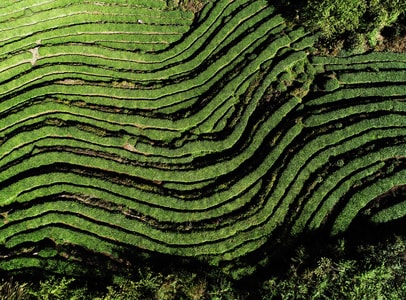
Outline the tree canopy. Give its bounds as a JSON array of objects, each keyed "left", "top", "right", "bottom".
[{"left": 278, "top": 0, "right": 406, "bottom": 53}]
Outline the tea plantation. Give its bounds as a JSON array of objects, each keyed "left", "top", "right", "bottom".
[{"left": 0, "top": 0, "right": 405, "bottom": 282}]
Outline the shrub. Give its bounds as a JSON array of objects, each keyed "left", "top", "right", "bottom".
[
  {"left": 27, "top": 276, "right": 82, "bottom": 300},
  {"left": 291, "top": 0, "right": 406, "bottom": 52},
  {"left": 303, "top": 0, "right": 367, "bottom": 39},
  {"left": 322, "top": 77, "right": 340, "bottom": 91},
  {"left": 261, "top": 235, "right": 406, "bottom": 299}
]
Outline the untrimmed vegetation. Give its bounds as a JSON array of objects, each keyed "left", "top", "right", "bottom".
[
  {"left": 1, "top": 232, "right": 406, "bottom": 299},
  {"left": 276, "top": 0, "right": 406, "bottom": 54}
]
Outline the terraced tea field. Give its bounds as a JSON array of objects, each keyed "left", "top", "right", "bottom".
[{"left": 1, "top": 0, "right": 405, "bottom": 278}]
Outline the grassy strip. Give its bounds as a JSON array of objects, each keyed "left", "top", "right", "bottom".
[{"left": 7, "top": 178, "right": 260, "bottom": 225}]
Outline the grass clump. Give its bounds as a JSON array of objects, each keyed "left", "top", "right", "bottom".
[{"left": 0, "top": 278, "right": 29, "bottom": 300}]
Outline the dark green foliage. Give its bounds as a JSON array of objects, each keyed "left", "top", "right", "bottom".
[
  {"left": 27, "top": 276, "right": 85, "bottom": 300},
  {"left": 277, "top": 0, "right": 406, "bottom": 53},
  {"left": 1, "top": 234, "right": 405, "bottom": 299},
  {"left": 318, "top": 76, "right": 340, "bottom": 91},
  {"left": 261, "top": 235, "right": 406, "bottom": 299},
  {"left": 303, "top": 0, "right": 367, "bottom": 39}
]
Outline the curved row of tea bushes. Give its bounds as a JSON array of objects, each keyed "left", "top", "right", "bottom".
[
  {"left": 297, "top": 55, "right": 406, "bottom": 236},
  {"left": 0, "top": 0, "right": 192, "bottom": 53}
]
